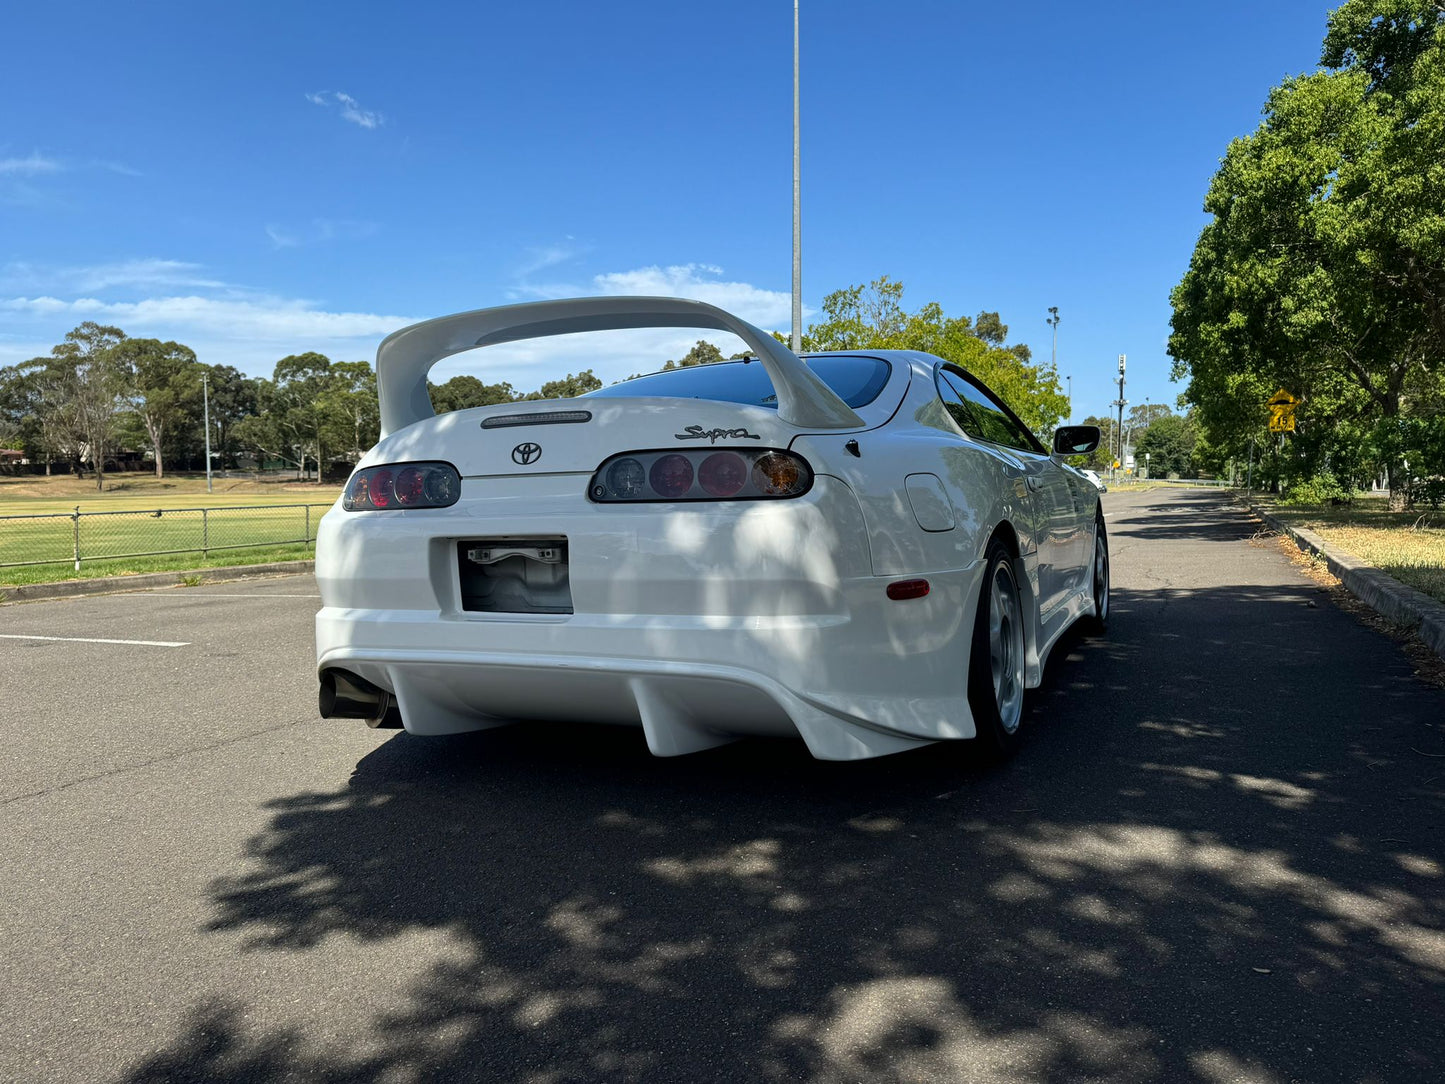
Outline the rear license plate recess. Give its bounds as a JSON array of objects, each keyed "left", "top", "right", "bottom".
[{"left": 458, "top": 538, "right": 572, "bottom": 614}]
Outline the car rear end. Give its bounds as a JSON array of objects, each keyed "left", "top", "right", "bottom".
[{"left": 317, "top": 300, "right": 985, "bottom": 759}]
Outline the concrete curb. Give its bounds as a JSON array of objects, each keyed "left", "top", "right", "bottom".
[
  {"left": 1, "top": 560, "right": 314, "bottom": 604},
  {"left": 1249, "top": 502, "right": 1445, "bottom": 662}
]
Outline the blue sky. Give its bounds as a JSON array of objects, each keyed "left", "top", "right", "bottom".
[{"left": 2, "top": 0, "right": 1334, "bottom": 422}]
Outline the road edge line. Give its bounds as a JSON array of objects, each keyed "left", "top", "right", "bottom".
[{"left": 1247, "top": 501, "right": 1445, "bottom": 663}]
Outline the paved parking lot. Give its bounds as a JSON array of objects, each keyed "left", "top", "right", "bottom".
[{"left": 3, "top": 488, "right": 1443, "bottom": 1083}]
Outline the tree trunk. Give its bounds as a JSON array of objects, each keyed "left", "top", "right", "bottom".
[
  {"left": 146, "top": 417, "right": 165, "bottom": 478},
  {"left": 1387, "top": 459, "right": 1407, "bottom": 512}
]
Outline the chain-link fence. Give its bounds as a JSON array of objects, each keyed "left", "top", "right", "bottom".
[{"left": 0, "top": 504, "right": 334, "bottom": 570}]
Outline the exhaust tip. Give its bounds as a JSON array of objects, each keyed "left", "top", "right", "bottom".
[{"left": 319, "top": 669, "right": 403, "bottom": 729}]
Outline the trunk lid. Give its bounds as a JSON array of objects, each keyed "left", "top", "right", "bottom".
[{"left": 365, "top": 397, "right": 806, "bottom": 478}]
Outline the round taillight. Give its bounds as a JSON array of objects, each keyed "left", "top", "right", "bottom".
[
  {"left": 753, "top": 453, "right": 803, "bottom": 495},
  {"left": 607, "top": 457, "right": 647, "bottom": 498},
  {"left": 347, "top": 474, "right": 370, "bottom": 509},
  {"left": 698, "top": 452, "right": 748, "bottom": 497},
  {"left": 423, "top": 468, "right": 459, "bottom": 505},
  {"left": 649, "top": 454, "right": 694, "bottom": 498},
  {"left": 369, "top": 468, "right": 394, "bottom": 508},
  {"left": 394, "top": 466, "right": 425, "bottom": 505}
]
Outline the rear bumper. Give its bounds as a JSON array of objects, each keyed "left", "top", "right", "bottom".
[{"left": 315, "top": 476, "right": 986, "bottom": 759}]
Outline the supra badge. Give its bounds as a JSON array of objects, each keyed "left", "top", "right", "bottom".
[{"left": 511, "top": 442, "right": 542, "bottom": 465}]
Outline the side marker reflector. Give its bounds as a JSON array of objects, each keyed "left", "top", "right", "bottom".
[{"left": 886, "top": 579, "right": 931, "bottom": 601}]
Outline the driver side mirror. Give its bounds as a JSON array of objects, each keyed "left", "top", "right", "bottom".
[{"left": 1052, "top": 425, "right": 1101, "bottom": 456}]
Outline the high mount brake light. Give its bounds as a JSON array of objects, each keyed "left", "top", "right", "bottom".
[
  {"left": 344, "top": 462, "right": 461, "bottom": 511},
  {"left": 589, "top": 449, "right": 813, "bottom": 502}
]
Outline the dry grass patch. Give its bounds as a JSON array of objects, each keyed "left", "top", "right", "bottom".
[{"left": 1263, "top": 497, "right": 1445, "bottom": 606}]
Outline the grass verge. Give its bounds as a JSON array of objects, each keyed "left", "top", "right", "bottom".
[
  {"left": 1256, "top": 496, "right": 1445, "bottom": 605},
  {"left": 0, "top": 543, "right": 315, "bottom": 589}
]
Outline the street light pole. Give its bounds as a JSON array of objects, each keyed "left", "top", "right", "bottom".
[
  {"left": 202, "top": 370, "right": 213, "bottom": 494},
  {"left": 791, "top": 0, "right": 802, "bottom": 353},
  {"left": 1046, "top": 306, "right": 1063, "bottom": 421},
  {"left": 1112, "top": 354, "right": 1127, "bottom": 477}
]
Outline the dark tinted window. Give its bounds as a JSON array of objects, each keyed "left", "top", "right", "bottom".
[
  {"left": 585, "top": 355, "right": 891, "bottom": 410},
  {"left": 938, "top": 371, "right": 1040, "bottom": 453}
]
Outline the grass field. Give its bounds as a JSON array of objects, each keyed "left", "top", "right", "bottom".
[
  {"left": 0, "top": 471, "right": 341, "bottom": 515},
  {"left": 1262, "top": 497, "right": 1445, "bottom": 605},
  {"left": 0, "top": 472, "right": 340, "bottom": 587}
]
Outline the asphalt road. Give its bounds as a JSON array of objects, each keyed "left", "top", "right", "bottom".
[{"left": 2, "top": 487, "right": 1443, "bottom": 1084}]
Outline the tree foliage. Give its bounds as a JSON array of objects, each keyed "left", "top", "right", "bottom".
[
  {"left": 1169, "top": 0, "right": 1445, "bottom": 505},
  {"left": 662, "top": 340, "right": 726, "bottom": 370},
  {"left": 1136, "top": 414, "right": 1199, "bottom": 477},
  {"left": 429, "top": 375, "right": 518, "bottom": 413},
  {"left": 113, "top": 338, "right": 202, "bottom": 478},
  {"left": 801, "top": 277, "right": 1067, "bottom": 434},
  {"left": 3, "top": 277, "right": 1075, "bottom": 483}
]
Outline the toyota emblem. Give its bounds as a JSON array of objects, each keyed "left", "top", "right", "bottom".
[{"left": 511, "top": 442, "right": 542, "bottom": 465}]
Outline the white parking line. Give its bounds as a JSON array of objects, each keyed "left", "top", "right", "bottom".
[{"left": 0, "top": 634, "right": 189, "bottom": 648}]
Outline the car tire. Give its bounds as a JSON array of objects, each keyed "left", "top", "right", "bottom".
[
  {"left": 968, "top": 537, "right": 1028, "bottom": 761},
  {"left": 1082, "top": 510, "right": 1110, "bottom": 635}
]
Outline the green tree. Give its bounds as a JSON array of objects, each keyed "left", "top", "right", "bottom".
[
  {"left": 0, "top": 365, "right": 45, "bottom": 464},
  {"left": 112, "top": 338, "right": 201, "bottom": 478},
  {"left": 1127, "top": 403, "right": 1172, "bottom": 434},
  {"left": 429, "top": 375, "right": 518, "bottom": 413},
  {"left": 527, "top": 370, "right": 602, "bottom": 400},
  {"left": 321, "top": 361, "right": 380, "bottom": 462},
  {"left": 662, "top": 340, "right": 726, "bottom": 370},
  {"left": 1077, "top": 415, "right": 1120, "bottom": 472},
  {"left": 1136, "top": 414, "right": 1199, "bottom": 477},
  {"left": 1169, "top": 0, "right": 1445, "bottom": 508},
  {"left": 270, "top": 352, "right": 333, "bottom": 480},
  {"left": 206, "top": 365, "right": 260, "bottom": 473},
  {"left": 29, "top": 323, "right": 130, "bottom": 490},
  {"left": 802, "top": 277, "right": 1068, "bottom": 434}
]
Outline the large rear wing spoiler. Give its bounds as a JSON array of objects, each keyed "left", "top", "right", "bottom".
[{"left": 374, "top": 296, "right": 865, "bottom": 437}]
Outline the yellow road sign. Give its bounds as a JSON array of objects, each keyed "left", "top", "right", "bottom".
[
  {"left": 1269, "top": 406, "right": 1297, "bottom": 432},
  {"left": 1267, "top": 388, "right": 1299, "bottom": 407}
]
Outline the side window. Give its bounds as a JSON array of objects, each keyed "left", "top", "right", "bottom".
[
  {"left": 936, "top": 376, "right": 982, "bottom": 437},
  {"left": 940, "top": 371, "right": 1038, "bottom": 453}
]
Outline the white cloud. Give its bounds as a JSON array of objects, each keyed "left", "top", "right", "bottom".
[
  {"left": 516, "top": 239, "right": 589, "bottom": 278},
  {"left": 0, "top": 259, "right": 226, "bottom": 293},
  {"left": 265, "top": 225, "right": 300, "bottom": 249},
  {"left": 0, "top": 261, "right": 799, "bottom": 388},
  {"left": 441, "top": 264, "right": 801, "bottom": 388},
  {"left": 307, "top": 90, "right": 383, "bottom": 129},
  {"left": 514, "top": 263, "right": 794, "bottom": 330},
  {"left": 2, "top": 294, "right": 413, "bottom": 342},
  {"left": 266, "top": 219, "right": 379, "bottom": 249},
  {"left": 0, "top": 152, "right": 62, "bottom": 175}
]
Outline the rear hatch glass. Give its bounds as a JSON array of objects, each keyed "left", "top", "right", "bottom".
[{"left": 584, "top": 355, "right": 891, "bottom": 410}]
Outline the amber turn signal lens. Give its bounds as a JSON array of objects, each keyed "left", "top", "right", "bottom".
[{"left": 752, "top": 453, "right": 802, "bottom": 495}]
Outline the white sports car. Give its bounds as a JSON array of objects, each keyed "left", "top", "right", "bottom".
[{"left": 315, "top": 297, "right": 1108, "bottom": 761}]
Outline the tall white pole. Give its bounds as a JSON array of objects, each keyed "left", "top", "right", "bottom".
[
  {"left": 202, "top": 370, "right": 213, "bottom": 494},
  {"left": 791, "top": 0, "right": 802, "bottom": 353}
]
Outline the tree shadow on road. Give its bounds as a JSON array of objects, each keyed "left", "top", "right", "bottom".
[
  {"left": 1106, "top": 490, "right": 1264, "bottom": 544},
  {"left": 120, "top": 584, "right": 1445, "bottom": 1083}
]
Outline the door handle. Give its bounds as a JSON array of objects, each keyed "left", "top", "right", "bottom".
[{"left": 1025, "top": 476, "right": 1040, "bottom": 492}]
